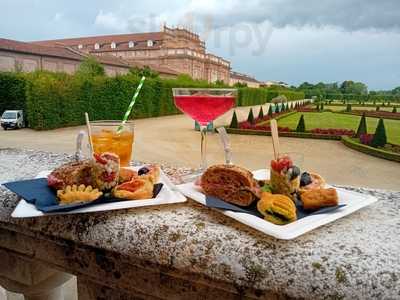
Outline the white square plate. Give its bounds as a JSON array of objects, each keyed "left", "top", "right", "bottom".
[
  {"left": 177, "top": 169, "right": 378, "bottom": 240},
  {"left": 11, "top": 167, "right": 186, "bottom": 218}
]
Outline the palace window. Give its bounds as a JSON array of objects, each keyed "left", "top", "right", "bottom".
[
  {"left": 128, "top": 41, "right": 135, "bottom": 48},
  {"left": 147, "top": 40, "right": 153, "bottom": 47},
  {"left": 94, "top": 43, "right": 100, "bottom": 50},
  {"left": 78, "top": 44, "right": 83, "bottom": 49},
  {"left": 111, "top": 42, "right": 116, "bottom": 49}
]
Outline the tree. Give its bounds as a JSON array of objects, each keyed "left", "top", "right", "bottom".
[
  {"left": 76, "top": 56, "right": 105, "bottom": 77},
  {"left": 393, "top": 107, "right": 397, "bottom": 113},
  {"left": 247, "top": 108, "right": 255, "bottom": 124},
  {"left": 129, "top": 65, "right": 159, "bottom": 78},
  {"left": 320, "top": 102, "right": 324, "bottom": 111},
  {"left": 376, "top": 106, "right": 380, "bottom": 111},
  {"left": 267, "top": 105, "right": 273, "bottom": 117},
  {"left": 346, "top": 104, "right": 352, "bottom": 112},
  {"left": 356, "top": 113, "right": 367, "bottom": 138},
  {"left": 371, "top": 119, "right": 387, "bottom": 147},
  {"left": 258, "top": 106, "right": 264, "bottom": 119},
  {"left": 229, "top": 110, "right": 239, "bottom": 128},
  {"left": 316, "top": 103, "right": 320, "bottom": 111},
  {"left": 296, "top": 115, "right": 306, "bottom": 132}
]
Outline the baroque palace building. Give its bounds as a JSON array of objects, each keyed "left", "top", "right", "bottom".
[{"left": 31, "top": 25, "right": 231, "bottom": 83}]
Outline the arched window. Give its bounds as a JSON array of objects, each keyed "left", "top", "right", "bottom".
[
  {"left": 111, "top": 42, "right": 116, "bottom": 49},
  {"left": 94, "top": 43, "right": 100, "bottom": 50},
  {"left": 147, "top": 40, "right": 153, "bottom": 47},
  {"left": 128, "top": 41, "right": 135, "bottom": 48}
]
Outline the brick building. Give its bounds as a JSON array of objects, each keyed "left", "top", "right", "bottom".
[
  {"left": 0, "top": 38, "right": 179, "bottom": 78},
  {"left": 32, "top": 26, "right": 231, "bottom": 83}
]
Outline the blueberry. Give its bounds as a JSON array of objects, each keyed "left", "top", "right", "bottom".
[
  {"left": 300, "top": 172, "right": 312, "bottom": 187},
  {"left": 288, "top": 166, "right": 301, "bottom": 180},
  {"left": 138, "top": 167, "right": 150, "bottom": 176}
]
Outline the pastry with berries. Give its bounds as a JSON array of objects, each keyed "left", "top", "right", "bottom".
[
  {"left": 270, "top": 155, "right": 300, "bottom": 200},
  {"left": 91, "top": 152, "right": 120, "bottom": 191}
]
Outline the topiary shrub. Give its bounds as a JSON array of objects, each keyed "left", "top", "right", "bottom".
[
  {"left": 356, "top": 113, "right": 367, "bottom": 138},
  {"left": 346, "top": 104, "right": 352, "bottom": 112},
  {"left": 247, "top": 108, "right": 255, "bottom": 124},
  {"left": 296, "top": 114, "right": 306, "bottom": 132},
  {"left": 376, "top": 106, "right": 380, "bottom": 111},
  {"left": 258, "top": 106, "right": 264, "bottom": 119},
  {"left": 393, "top": 107, "right": 397, "bottom": 113},
  {"left": 267, "top": 105, "right": 273, "bottom": 117},
  {"left": 371, "top": 118, "right": 387, "bottom": 147},
  {"left": 229, "top": 110, "right": 239, "bottom": 128}
]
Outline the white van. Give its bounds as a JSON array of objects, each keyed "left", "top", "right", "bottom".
[{"left": 1, "top": 110, "right": 24, "bottom": 130}]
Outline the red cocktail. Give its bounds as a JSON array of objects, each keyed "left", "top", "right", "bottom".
[
  {"left": 173, "top": 88, "right": 237, "bottom": 175},
  {"left": 174, "top": 94, "right": 235, "bottom": 126}
]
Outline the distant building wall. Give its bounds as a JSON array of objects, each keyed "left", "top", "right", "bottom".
[{"left": 0, "top": 49, "right": 128, "bottom": 76}]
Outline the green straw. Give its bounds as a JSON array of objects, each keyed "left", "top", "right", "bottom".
[{"left": 117, "top": 76, "right": 146, "bottom": 133}]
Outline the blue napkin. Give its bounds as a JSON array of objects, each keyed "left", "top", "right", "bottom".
[
  {"left": 3, "top": 178, "right": 164, "bottom": 213},
  {"left": 205, "top": 195, "right": 346, "bottom": 220}
]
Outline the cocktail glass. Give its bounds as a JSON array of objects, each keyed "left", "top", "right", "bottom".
[
  {"left": 90, "top": 120, "right": 134, "bottom": 167},
  {"left": 172, "top": 88, "right": 237, "bottom": 176}
]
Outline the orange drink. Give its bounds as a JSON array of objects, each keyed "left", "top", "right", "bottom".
[{"left": 90, "top": 121, "right": 134, "bottom": 166}]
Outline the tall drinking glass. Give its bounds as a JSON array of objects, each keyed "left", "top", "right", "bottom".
[
  {"left": 90, "top": 120, "right": 134, "bottom": 167},
  {"left": 172, "top": 88, "right": 237, "bottom": 175}
]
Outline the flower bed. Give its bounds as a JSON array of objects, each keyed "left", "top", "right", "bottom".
[
  {"left": 342, "top": 110, "right": 400, "bottom": 120},
  {"left": 310, "top": 128, "right": 355, "bottom": 136}
]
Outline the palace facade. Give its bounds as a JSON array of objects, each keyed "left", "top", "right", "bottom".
[{"left": 32, "top": 26, "right": 231, "bottom": 83}]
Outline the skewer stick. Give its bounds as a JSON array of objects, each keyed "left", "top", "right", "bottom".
[
  {"left": 270, "top": 119, "right": 280, "bottom": 160},
  {"left": 85, "top": 112, "right": 94, "bottom": 156}
]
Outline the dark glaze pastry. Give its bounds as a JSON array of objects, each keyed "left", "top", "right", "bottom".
[{"left": 257, "top": 192, "right": 297, "bottom": 225}]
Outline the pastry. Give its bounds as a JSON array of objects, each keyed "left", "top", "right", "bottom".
[
  {"left": 299, "top": 172, "right": 326, "bottom": 192},
  {"left": 300, "top": 188, "right": 338, "bottom": 210},
  {"left": 57, "top": 184, "right": 102, "bottom": 204},
  {"left": 200, "top": 164, "right": 259, "bottom": 207},
  {"left": 257, "top": 192, "right": 297, "bottom": 225},
  {"left": 113, "top": 177, "right": 154, "bottom": 200},
  {"left": 47, "top": 160, "right": 92, "bottom": 190},
  {"left": 119, "top": 167, "right": 138, "bottom": 183},
  {"left": 138, "top": 165, "right": 160, "bottom": 184},
  {"left": 270, "top": 155, "right": 300, "bottom": 200},
  {"left": 91, "top": 152, "right": 120, "bottom": 191}
]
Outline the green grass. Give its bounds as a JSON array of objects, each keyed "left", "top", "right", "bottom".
[
  {"left": 277, "top": 112, "right": 400, "bottom": 144},
  {"left": 314, "top": 105, "right": 394, "bottom": 112}
]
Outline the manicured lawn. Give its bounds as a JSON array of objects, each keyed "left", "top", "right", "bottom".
[{"left": 277, "top": 112, "right": 400, "bottom": 144}]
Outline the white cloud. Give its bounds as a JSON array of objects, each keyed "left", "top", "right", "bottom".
[{"left": 94, "top": 10, "right": 128, "bottom": 32}]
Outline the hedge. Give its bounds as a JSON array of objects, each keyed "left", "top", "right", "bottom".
[
  {"left": 1, "top": 71, "right": 306, "bottom": 130},
  {"left": 342, "top": 136, "right": 400, "bottom": 162},
  {"left": 0, "top": 72, "right": 27, "bottom": 117}
]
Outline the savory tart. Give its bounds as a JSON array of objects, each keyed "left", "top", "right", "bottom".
[
  {"left": 57, "top": 184, "right": 102, "bottom": 204},
  {"left": 113, "top": 177, "right": 154, "bottom": 200},
  {"left": 299, "top": 172, "right": 326, "bottom": 192},
  {"left": 200, "top": 164, "right": 259, "bottom": 207},
  {"left": 257, "top": 192, "right": 297, "bottom": 225}
]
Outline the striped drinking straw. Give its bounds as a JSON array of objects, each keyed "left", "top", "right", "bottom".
[{"left": 117, "top": 76, "right": 146, "bottom": 134}]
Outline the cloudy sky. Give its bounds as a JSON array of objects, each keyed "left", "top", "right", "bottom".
[{"left": 1, "top": 0, "right": 400, "bottom": 90}]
